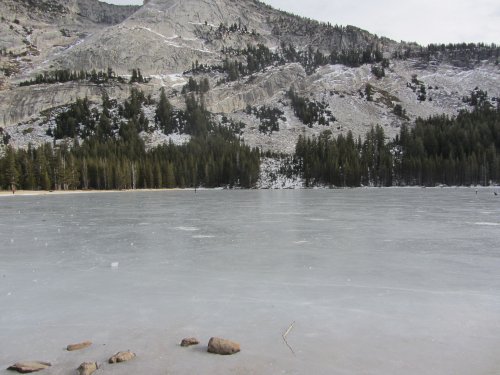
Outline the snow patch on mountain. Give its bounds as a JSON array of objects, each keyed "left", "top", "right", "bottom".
[{"left": 141, "top": 130, "right": 190, "bottom": 150}]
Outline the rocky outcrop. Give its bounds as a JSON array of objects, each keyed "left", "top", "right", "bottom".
[
  {"left": 3, "top": 0, "right": 139, "bottom": 25},
  {"left": 3, "top": 58, "right": 500, "bottom": 154},
  {"left": 0, "top": 82, "right": 134, "bottom": 128},
  {"left": 206, "top": 63, "right": 306, "bottom": 114},
  {"left": 108, "top": 351, "right": 136, "bottom": 363},
  {"left": 7, "top": 361, "right": 51, "bottom": 373},
  {"left": 3, "top": 0, "right": 70, "bottom": 21},
  {"left": 75, "top": 0, "right": 140, "bottom": 25},
  {"left": 207, "top": 337, "right": 240, "bottom": 355},
  {"left": 270, "top": 14, "right": 395, "bottom": 55},
  {"left": 0, "top": 0, "right": 140, "bottom": 86}
]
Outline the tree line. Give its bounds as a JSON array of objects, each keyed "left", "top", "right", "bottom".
[
  {"left": 0, "top": 90, "right": 261, "bottom": 191},
  {"left": 393, "top": 43, "right": 500, "bottom": 66},
  {"left": 20, "top": 68, "right": 118, "bottom": 86},
  {"left": 193, "top": 42, "right": 390, "bottom": 84},
  {"left": 2, "top": 92, "right": 499, "bottom": 190},
  {"left": 0, "top": 130, "right": 260, "bottom": 192},
  {"left": 19, "top": 68, "right": 149, "bottom": 87},
  {"left": 294, "top": 104, "right": 500, "bottom": 187}
]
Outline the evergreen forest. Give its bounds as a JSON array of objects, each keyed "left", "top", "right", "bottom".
[
  {"left": 0, "top": 90, "right": 260, "bottom": 191},
  {"left": 1, "top": 91, "right": 500, "bottom": 191},
  {"left": 294, "top": 104, "right": 500, "bottom": 187}
]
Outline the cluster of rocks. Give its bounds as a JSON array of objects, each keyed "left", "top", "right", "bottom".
[
  {"left": 7, "top": 340, "right": 136, "bottom": 375},
  {"left": 7, "top": 337, "right": 240, "bottom": 373}
]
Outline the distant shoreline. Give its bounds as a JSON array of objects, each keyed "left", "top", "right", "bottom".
[
  {"left": 0, "top": 189, "right": 193, "bottom": 197},
  {"left": 0, "top": 186, "right": 498, "bottom": 197}
]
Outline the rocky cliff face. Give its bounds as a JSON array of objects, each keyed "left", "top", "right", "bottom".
[
  {"left": 42, "top": 0, "right": 269, "bottom": 74},
  {"left": 1, "top": 0, "right": 139, "bottom": 24},
  {"left": 0, "top": 0, "right": 139, "bottom": 78},
  {"left": 38, "top": 0, "right": 396, "bottom": 75},
  {"left": 1, "top": 0, "right": 396, "bottom": 79},
  {"left": 0, "top": 81, "right": 136, "bottom": 128},
  {"left": 75, "top": 0, "right": 140, "bottom": 25}
]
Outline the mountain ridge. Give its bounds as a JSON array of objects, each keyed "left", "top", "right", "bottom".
[
  {"left": 40, "top": 0, "right": 397, "bottom": 75},
  {"left": 0, "top": 0, "right": 499, "bottom": 155}
]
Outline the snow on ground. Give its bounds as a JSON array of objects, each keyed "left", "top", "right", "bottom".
[
  {"left": 135, "top": 26, "right": 182, "bottom": 48},
  {"left": 258, "top": 157, "right": 303, "bottom": 189},
  {"left": 228, "top": 100, "right": 333, "bottom": 155},
  {"left": 149, "top": 73, "right": 190, "bottom": 89},
  {"left": 226, "top": 60, "right": 500, "bottom": 153},
  {"left": 142, "top": 104, "right": 158, "bottom": 125},
  {"left": 141, "top": 130, "right": 190, "bottom": 150},
  {"left": 133, "top": 26, "right": 215, "bottom": 54},
  {"left": 4, "top": 100, "right": 192, "bottom": 151},
  {"left": 188, "top": 21, "right": 218, "bottom": 28},
  {"left": 6, "top": 108, "right": 63, "bottom": 150},
  {"left": 4, "top": 59, "right": 500, "bottom": 159}
]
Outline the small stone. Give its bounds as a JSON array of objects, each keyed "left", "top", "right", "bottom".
[
  {"left": 207, "top": 337, "right": 240, "bottom": 355},
  {"left": 108, "top": 351, "right": 136, "bottom": 363},
  {"left": 7, "top": 361, "right": 51, "bottom": 373},
  {"left": 77, "top": 362, "right": 98, "bottom": 375},
  {"left": 180, "top": 337, "right": 199, "bottom": 347},
  {"left": 67, "top": 341, "right": 92, "bottom": 351}
]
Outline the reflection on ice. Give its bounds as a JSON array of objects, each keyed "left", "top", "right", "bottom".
[{"left": 176, "top": 226, "right": 200, "bottom": 231}]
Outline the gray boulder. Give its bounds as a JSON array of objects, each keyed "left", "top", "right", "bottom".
[
  {"left": 207, "top": 337, "right": 240, "bottom": 355},
  {"left": 108, "top": 351, "right": 136, "bottom": 363},
  {"left": 77, "top": 362, "right": 98, "bottom": 375},
  {"left": 7, "top": 361, "right": 51, "bottom": 373},
  {"left": 67, "top": 341, "right": 92, "bottom": 351}
]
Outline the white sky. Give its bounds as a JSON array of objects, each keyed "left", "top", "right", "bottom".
[{"left": 103, "top": 0, "right": 500, "bottom": 45}]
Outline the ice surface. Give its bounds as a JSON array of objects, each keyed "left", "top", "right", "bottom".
[{"left": 0, "top": 189, "right": 499, "bottom": 374}]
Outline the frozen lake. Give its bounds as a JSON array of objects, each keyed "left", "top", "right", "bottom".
[{"left": 1, "top": 189, "right": 499, "bottom": 374}]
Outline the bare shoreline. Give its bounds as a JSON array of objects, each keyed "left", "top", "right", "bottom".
[
  {"left": 0, "top": 188, "right": 193, "bottom": 197},
  {"left": 0, "top": 185, "right": 497, "bottom": 197}
]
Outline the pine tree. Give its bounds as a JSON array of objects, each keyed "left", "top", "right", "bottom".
[
  {"left": 130, "top": 69, "right": 138, "bottom": 83},
  {"left": 155, "top": 88, "right": 173, "bottom": 133},
  {"left": 34, "top": 147, "right": 51, "bottom": 190},
  {"left": 102, "top": 91, "right": 112, "bottom": 113},
  {"left": 97, "top": 112, "right": 112, "bottom": 141},
  {"left": 22, "top": 150, "right": 36, "bottom": 190},
  {"left": 5, "top": 146, "right": 19, "bottom": 192},
  {"left": 165, "top": 162, "right": 176, "bottom": 188},
  {"left": 365, "top": 84, "right": 374, "bottom": 101}
]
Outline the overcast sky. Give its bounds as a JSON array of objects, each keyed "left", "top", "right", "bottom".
[{"left": 103, "top": 0, "right": 500, "bottom": 45}]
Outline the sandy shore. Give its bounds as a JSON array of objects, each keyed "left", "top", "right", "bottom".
[
  {"left": 0, "top": 189, "right": 193, "bottom": 197},
  {"left": 0, "top": 186, "right": 497, "bottom": 197}
]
